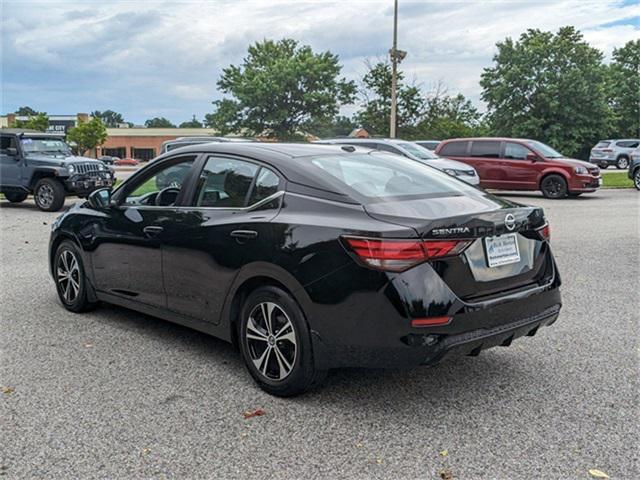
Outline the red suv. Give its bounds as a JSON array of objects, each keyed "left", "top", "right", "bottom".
[{"left": 435, "top": 138, "right": 601, "bottom": 198}]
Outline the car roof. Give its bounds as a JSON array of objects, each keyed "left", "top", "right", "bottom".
[
  {"left": 156, "top": 142, "right": 382, "bottom": 203},
  {"left": 318, "top": 138, "right": 407, "bottom": 145},
  {"left": 1, "top": 128, "right": 64, "bottom": 138}
]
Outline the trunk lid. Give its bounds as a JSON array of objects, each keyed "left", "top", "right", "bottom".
[{"left": 363, "top": 192, "right": 554, "bottom": 301}]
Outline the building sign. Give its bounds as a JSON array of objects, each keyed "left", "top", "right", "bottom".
[{"left": 46, "top": 120, "right": 76, "bottom": 135}]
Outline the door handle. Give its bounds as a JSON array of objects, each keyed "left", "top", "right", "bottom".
[
  {"left": 230, "top": 230, "right": 258, "bottom": 241},
  {"left": 143, "top": 225, "right": 164, "bottom": 238}
]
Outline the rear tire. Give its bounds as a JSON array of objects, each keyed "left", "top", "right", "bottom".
[
  {"left": 616, "top": 156, "right": 629, "bottom": 169},
  {"left": 54, "top": 240, "right": 98, "bottom": 313},
  {"left": 540, "top": 174, "right": 568, "bottom": 199},
  {"left": 634, "top": 169, "right": 640, "bottom": 191},
  {"left": 4, "top": 191, "right": 28, "bottom": 203},
  {"left": 34, "top": 178, "right": 66, "bottom": 211},
  {"left": 599, "top": 163, "right": 608, "bottom": 169},
  {"left": 238, "top": 286, "right": 326, "bottom": 397}
]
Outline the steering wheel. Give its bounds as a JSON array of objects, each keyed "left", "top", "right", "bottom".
[{"left": 155, "top": 187, "right": 181, "bottom": 206}]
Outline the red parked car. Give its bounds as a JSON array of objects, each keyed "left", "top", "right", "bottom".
[
  {"left": 436, "top": 138, "right": 601, "bottom": 198},
  {"left": 113, "top": 158, "right": 140, "bottom": 166}
]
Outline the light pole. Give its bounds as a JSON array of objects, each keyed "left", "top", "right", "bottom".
[{"left": 389, "top": 0, "right": 406, "bottom": 138}]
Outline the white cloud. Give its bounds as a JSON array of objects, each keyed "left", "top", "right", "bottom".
[{"left": 2, "top": 0, "right": 638, "bottom": 122}]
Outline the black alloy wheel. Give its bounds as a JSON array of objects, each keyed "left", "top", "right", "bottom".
[
  {"left": 540, "top": 174, "right": 568, "bottom": 199},
  {"left": 54, "top": 241, "right": 97, "bottom": 312},
  {"left": 239, "top": 286, "right": 326, "bottom": 397}
]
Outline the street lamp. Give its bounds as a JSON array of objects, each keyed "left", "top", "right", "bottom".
[{"left": 389, "top": 0, "right": 406, "bottom": 138}]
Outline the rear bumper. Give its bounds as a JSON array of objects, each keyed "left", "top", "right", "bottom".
[{"left": 590, "top": 157, "right": 615, "bottom": 165}]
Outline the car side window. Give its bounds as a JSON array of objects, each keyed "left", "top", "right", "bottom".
[
  {"left": 194, "top": 157, "right": 258, "bottom": 208},
  {"left": 470, "top": 141, "right": 500, "bottom": 158},
  {"left": 439, "top": 141, "right": 468, "bottom": 156},
  {"left": 247, "top": 167, "right": 280, "bottom": 205},
  {"left": 123, "top": 157, "right": 195, "bottom": 206},
  {"left": 0, "top": 135, "right": 17, "bottom": 153},
  {"left": 504, "top": 142, "right": 530, "bottom": 160}
]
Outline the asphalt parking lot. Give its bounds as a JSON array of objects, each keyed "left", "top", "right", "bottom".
[{"left": 1, "top": 189, "right": 638, "bottom": 479}]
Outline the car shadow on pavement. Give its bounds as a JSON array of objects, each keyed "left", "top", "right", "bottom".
[{"left": 95, "top": 302, "right": 535, "bottom": 407}]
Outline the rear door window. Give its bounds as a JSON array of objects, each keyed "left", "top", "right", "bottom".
[
  {"left": 247, "top": 167, "right": 280, "bottom": 205},
  {"left": 470, "top": 141, "right": 501, "bottom": 158},
  {"left": 194, "top": 157, "right": 258, "bottom": 208},
  {"left": 439, "top": 141, "right": 469, "bottom": 156}
]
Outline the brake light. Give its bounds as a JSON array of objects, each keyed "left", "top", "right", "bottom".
[
  {"left": 536, "top": 223, "right": 550, "bottom": 241},
  {"left": 343, "top": 237, "right": 471, "bottom": 272}
]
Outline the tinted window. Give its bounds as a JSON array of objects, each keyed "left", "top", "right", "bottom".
[
  {"left": 123, "top": 158, "right": 194, "bottom": 206},
  {"left": 0, "top": 136, "right": 16, "bottom": 152},
  {"left": 194, "top": 157, "right": 258, "bottom": 207},
  {"left": 470, "top": 141, "right": 500, "bottom": 158},
  {"left": 248, "top": 168, "right": 280, "bottom": 205},
  {"left": 504, "top": 142, "right": 530, "bottom": 160},
  {"left": 309, "top": 153, "right": 476, "bottom": 201},
  {"left": 439, "top": 141, "right": 468, "bottom": 156},
  {"left": 595, "top": 141, "right": 611, "bottom": 148},
  {"left": 617, "top": 141, "right": 639, "bottom": 148}
]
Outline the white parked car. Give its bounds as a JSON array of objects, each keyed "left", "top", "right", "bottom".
[
  {"left": 315, "top": 138, "right": 481, "bottom": 186},
  {"left": 590, "top": 139, "right": 640, "bottom": 169}
]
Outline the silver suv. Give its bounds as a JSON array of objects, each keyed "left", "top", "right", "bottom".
[{"left": 590, "top": 139, "right": 640, "bottom": 169}]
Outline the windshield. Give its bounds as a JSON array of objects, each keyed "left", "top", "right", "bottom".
[
  {"left": 525, "top": 140, "right": 564, "bottom": 158},
  {"left": 395, "top": 142, "right": 439, "bottom": 160},
  {"left": 309, "top": 152, "right": 476, "bottom": 201},
  {"left": 20, "top": 137, "right": 72, "bottom": 155}
]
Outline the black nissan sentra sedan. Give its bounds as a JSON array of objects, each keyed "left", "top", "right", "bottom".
[{"left": 49, "top": 143, "right": 562, "bottom": 396}]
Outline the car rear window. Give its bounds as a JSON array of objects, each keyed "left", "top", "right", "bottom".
[
  {"left": 438, "top": 141, "right": 468, "bottom": 156},
  {"left": 470, "top": 141, "right": 501, "bottom": 158},
  {"left": 595, "top": 141, "right": 611, "bottom": 148},
  {"left": 308, "top": 152, "right": 475, "bottom": 202}
]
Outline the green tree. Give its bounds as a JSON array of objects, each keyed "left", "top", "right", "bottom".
[
  {"left": 66, "top": 118, "right": 108, "bottom": 156},
  {"left": 13, "top": 113, "right": 49, "bottom": 132},
  {"left": 15, "top": 106, "right": 38, "bottom": 116},
  {"left": 205, "top": 38, "right": 356, "bottom": 139},
  {"left": 417, "top": 86, "right": 487, "bottom": 139},
  {"left": 179, "top": 115, "right": 203, "bottom": 128},
  {"left": 480, "top": 26, "right": 609, "bottom": 159},
  {"left": 91, "top": 110, "right": 125, "bottom": 127},
  {"left": 606, "top": 40, "right": 640, "bottom": 138},
  {"left": 355, "top": 61, "right": 425, "bottom": 137},
  {"left": 145, "top": 117, "right": 176, "bottom": 128}
]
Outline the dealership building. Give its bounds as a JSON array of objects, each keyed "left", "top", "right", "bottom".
[{"left": 99, "top": 127, "right": 219, "bottom": 161}]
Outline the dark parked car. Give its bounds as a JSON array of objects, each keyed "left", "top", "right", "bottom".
[
  {"left": 49, "top": 143, "right": 561, "bottom": 396},
  {"left": 98, "top": 155, "right": 119, "bottom": 165},
  {"left": 1, "top": 129, "right": 115, "bottom": 211},
  {"left": 436, "top": 138, "right": 601, "bottom": 198},
  {"left": 628, "top": 146, "right": 640, "bottom": 190}
]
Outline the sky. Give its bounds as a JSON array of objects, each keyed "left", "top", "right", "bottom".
[{"left": 1, "top": 0, "right": 639, "bottom": 125}]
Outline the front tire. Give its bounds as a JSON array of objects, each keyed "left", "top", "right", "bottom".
[
  {"left": 4, "top": 191, "right": 28, "bottom": 203},
  {"left": 616, "top": 156, "right": 629, "bottom": 169},
  {"left": 34, "top": 178, "right": 66, "bottom": 211},
  {"left": 238, "top": 286, "right": 326, "bottom": 397},
  {"left": 634, "top": 169, "right": 640, "bottom": 191},
  {"left": 540, "top": 174, "right": 568, "bottom": 199},
  {"left": 54, "top": 240, "right": 97, "bottom": 312}
]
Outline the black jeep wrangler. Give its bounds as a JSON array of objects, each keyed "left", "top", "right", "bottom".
[{"left": 0, "top": 129, "right": 115, "bottom": 211}]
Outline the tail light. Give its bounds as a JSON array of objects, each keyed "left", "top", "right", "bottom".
[
  {"left": 536, "top": 223, "right": 550, "bottom": 241},
  {"left": 342, "top": 237, "right": 471, "bottom": 272}
]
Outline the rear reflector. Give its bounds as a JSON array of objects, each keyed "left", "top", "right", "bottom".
[
  {"left": 411, "top": 316, "right": 452, "bottom": 327},
  {"left": 536, "top": 223, "right": 550, "bottom": 241},
  {"left": 342, "top": 237, "right": 471, "bottom": 272}
]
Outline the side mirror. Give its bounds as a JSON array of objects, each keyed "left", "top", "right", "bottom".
[
  {"left": 88, "top": 188, "right": 112, "bottom": 209},
  {"left": 6, "top": 147, "right": 18, "bottom": 157},
  {"left": 526, "top": 153, "right": 539, "bottom": 162}
]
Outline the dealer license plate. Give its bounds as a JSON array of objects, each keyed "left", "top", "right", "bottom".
[{"left": 484, "top": 233, "right": 520, "bottom": 268}]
